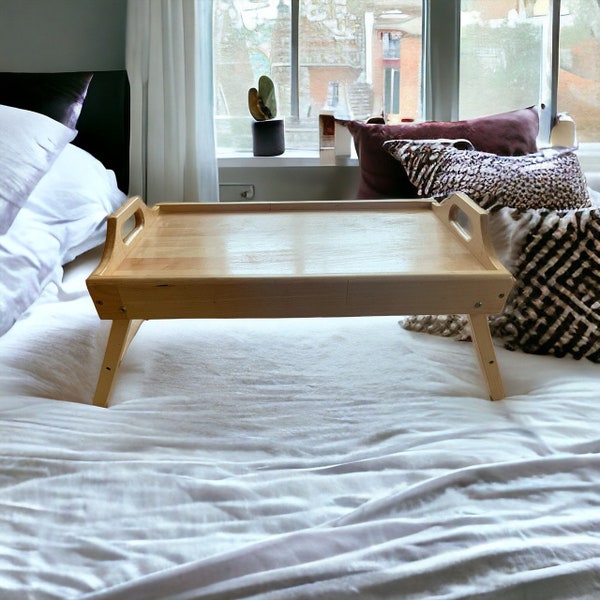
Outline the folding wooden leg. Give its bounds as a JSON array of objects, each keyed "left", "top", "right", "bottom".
[
  {"left": 468, "top": 314, "right": 505, "bottom": 401},
  {"left": 93, "top": 319, "right": 144, "bottom": 407}
]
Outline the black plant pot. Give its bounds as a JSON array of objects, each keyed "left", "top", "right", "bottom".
[{"left": 252, "top": 119, "right": 285, "bottom": 156}]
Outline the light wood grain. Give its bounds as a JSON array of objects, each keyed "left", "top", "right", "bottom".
[
  {"left": 469, "top": 313, "right": 505, "bottom": 401},
  {"left": 87, "top": 194, "right": 514, "bottom": 407},
  {"left": 92, "top": 319, "right": 143, "bottom": 407}
]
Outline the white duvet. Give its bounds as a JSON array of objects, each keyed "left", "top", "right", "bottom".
[{"left": 1, "top": 248, "right": 600, "bottom": 600}]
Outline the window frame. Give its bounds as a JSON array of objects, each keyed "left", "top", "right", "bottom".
[
  {"left": 423, "top": 0, "right": 560, "bottom": 139},
  {"left": 217, "top": 0, "right": 593, "bottom": 162}
]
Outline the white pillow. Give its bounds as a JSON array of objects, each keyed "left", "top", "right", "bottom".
[
  {"left": 0, "top": 143, "right": 126, "bottom": 336},
  {"left": 0, "top": 212, "right": 63, "bottom": 337},
  {"left": 24, "top": 142, "right": 127, "bottom": 262},
  {"left": 0, "top": 104, "right": 76, "bottom": 234}
]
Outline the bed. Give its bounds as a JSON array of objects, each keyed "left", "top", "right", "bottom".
[{"left": 1, "top": 73, "right": 600, "bottom": 600}]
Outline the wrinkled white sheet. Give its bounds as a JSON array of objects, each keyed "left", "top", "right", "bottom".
[{"left": 1, "top": 248, "right": 600, "bottom": 600}]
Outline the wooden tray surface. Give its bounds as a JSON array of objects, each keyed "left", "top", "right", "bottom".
[{"left": 87, "top": 194, "right": 513, "bottom": 321}]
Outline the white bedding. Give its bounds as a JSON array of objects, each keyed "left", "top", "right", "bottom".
[{"left": 1, "top": 247, "right": 600, "bottom": 600}]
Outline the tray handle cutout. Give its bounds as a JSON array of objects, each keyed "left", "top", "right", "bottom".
[
  {"left": 448, "top": 202, "right": 473, "bottom": 242},
  {"left": 90, "top": 196, "right": 153, "bottom": 276},
  {"left": 433, "top": 192, "right": 503, "bottom": 271},
  {"left": 106, "top": 196, "right": 151, "bottom": 255}
]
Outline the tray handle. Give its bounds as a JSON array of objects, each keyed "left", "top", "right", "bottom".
[
  {"left": 433, "top": 192, "right": 503, "bottom": 271},
  {"left": 107, "top": 195, "right": 150, "bottom": 252},
  {"left": 92, "top": 196, "right": 152, "bottom": 275}
]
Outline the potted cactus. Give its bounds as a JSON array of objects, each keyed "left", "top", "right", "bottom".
[{"left": 248, "top": 75, "right": 284, "bottom": 156}]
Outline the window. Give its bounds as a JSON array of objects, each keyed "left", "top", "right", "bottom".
[
  {"left": 460, "top": 1, "right": 543, "bottom": 119},
  {"left": 214, "top": 0, "right": 422, "bottom": 153},
  {"left": 460, "top": 0, "right": 600, "bottom": 143},
  {"left": 214, "top": 0, "right": 600, "bottom": 154}
]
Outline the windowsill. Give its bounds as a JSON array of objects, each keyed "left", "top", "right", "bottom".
[{"left": 218, "top": 150, "right": 358, "bottom": 168}]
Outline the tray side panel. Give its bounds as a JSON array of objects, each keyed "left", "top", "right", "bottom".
[{"left": 88, "top": 273, "right": 513, "bottom": 320}]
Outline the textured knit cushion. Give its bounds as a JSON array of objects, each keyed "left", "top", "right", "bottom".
[
  {"left": 385, "top": 141, "right": 591, "bottom": 212},
  {"left": 400, "top": 314, "right": 471, "bottom": 341},
  {"left": 343, "top": 107, "right": 539, "bottom": 199},
  {"left": 489, "top": 207, "right": 600, "bottom": 362},
  {"left": 402, "top": 207, "right": 600, "bottom": 363}
]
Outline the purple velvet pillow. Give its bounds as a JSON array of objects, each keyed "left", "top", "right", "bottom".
[
  {"left": 0, "top": 72, "right": 93, "bottom": 129},
  {"left": 344, "top": 107, "right": 539, "bottom": 199}
]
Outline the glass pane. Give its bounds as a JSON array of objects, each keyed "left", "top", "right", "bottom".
[
  {"left": 213, "top": 0, "right": 291, "bottom": 153},
  {"left": 213, "top": 0, "right": 422, "bottom": 153},
  {"left": 559, "top": 0, "right": 600, "bottom": 143},
  {"left": 459, "top": 0, "right": 543, "bottom": 119},
  {"left": 295, "top": 0, "right": 422, "bottom": 149}
]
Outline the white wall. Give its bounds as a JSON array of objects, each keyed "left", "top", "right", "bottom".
[
  {"left": 218, "top": 164, "right": 360, "bottom": 202},
  {"left": 0, "top": 0, "right": 126, "bottom": 71}
]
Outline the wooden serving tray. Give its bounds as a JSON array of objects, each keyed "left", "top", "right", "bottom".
[{"left": 87, "top": 193, "right": 514, "bottom": 407}]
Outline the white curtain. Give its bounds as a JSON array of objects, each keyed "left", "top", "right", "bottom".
[{"left": 126, "top": 0, "right": 218, "bottom": 205}]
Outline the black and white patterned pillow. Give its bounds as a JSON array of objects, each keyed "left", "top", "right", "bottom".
[
  {"left": 489, "top": 207, "right": 600, "bottom": 361},
  {"left": 400, "top": 314, "right": 471, "bottom": 341},
  {"left": 387, "top": 139, "right": 597, "bottom": 360},
  {"left": 402, "top": 208, "right": 600, "bottom": 363},
  {"left": 384, "top": 140, "right": 591, "bottom": 211}
]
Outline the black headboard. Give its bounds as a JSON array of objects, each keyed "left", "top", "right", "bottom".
[
  {"left": 0, "top": 69, "right": 130, "bottom": 192},
  {"left": 74, "top": 70, "right": 130, "bottom": 192}
]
